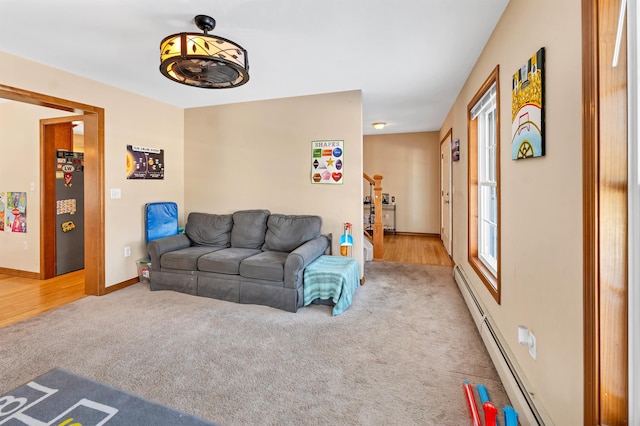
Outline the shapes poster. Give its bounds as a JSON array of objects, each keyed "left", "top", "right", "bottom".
[
  {"left": 6, "top": 191, "right": 26, "bottom": 233},
  {"left": 311, "top": 140, "right": 343, "bottom": 184},
  {"left": 512, "top": 47, "right": 545, "bottom": 160},
  {"left": 126, "top": 145, "right": 164, "bottom": 179}
]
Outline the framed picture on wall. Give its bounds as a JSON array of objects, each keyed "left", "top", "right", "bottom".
[
  {"left": 382, "top": 193, "right": 390, "bottom": 204},
  {"left": 512, "top": 47, "right": 545, "bottom": 159},
  {"left": 126, "top": 145, "right": 165, "bottom": 180},
  {"left": 452, "top": 138, "right": 460, "bottom": 161}
]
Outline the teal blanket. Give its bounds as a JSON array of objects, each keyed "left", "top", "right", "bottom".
[{"left": 303, "top": 255, "right": 360, "bottom": 315}]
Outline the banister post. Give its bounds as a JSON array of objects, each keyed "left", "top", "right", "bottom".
[{"left": 373, "top": 174, "right": 384, "bottom": 260}]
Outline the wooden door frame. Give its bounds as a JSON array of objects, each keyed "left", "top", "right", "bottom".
[
  {"left": 439, "top": 128, "right": 453, "bottom": 257},
  {"left": 41, "top": 115, "right": 86, "bottom": 279},
  {"left": 582, "top": 1, "right": 599, "bottom": 417},
  {"left": 0, "top": 84, "right": 105, "bottom": 296},
  {"left": 582, "top": 0, "right": 629, "bottom": 423}
]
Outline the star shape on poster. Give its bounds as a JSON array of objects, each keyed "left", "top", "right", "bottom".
[{"left": 326, "top": 157, "right": 335, "bottom": 166}]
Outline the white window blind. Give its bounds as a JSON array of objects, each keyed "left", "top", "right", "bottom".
[
  {"left": 473, "top": 83, "right": 498, "bottom": 278},
  {"left": 471, "top": 83, "right": 497, "bottom": 120}
]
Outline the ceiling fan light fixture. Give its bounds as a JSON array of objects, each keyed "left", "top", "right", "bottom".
[
  {"left": 159, "top": 15, "right": 249, "bottom": 89},
  {"left": 372, "top": 122, "right": 386, "bottom": 130}
]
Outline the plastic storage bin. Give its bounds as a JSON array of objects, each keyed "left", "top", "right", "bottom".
[{"left": 137, "top": 259, "right": 151, "bottom": 284}]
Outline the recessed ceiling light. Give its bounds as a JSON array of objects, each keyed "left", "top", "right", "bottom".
[{"left": 372, "top": 122, "right": 386, "bottom": 130}]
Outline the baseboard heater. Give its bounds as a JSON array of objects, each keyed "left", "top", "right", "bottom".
[{"left": 453, "top": 265, "right": 550, "bottom": 426}]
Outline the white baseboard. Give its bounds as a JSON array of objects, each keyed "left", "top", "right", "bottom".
[{"left": 453, "top": 265, "right": 551, "bottom": 425}]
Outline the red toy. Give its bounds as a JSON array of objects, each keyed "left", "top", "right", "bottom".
[{"left": 463, "top": 380, "right": 481, "bottom": 426}]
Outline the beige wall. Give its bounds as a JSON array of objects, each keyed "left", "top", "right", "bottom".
[
  {"left": 184, "top": 91, "right": 364, "bottom": 273},
  {"left": 0, "top": 51, "right": 185, "bottom": 286},
  {"left": 0, "top": 102, "right": 73, "bottom": 272},
  {"left": 439, "top": 0, "right": 583, "bottom": 423},
  {"left": 363, "top": 132, "right": 440, "bottom": 234},
  {"left": 0, "top": 50, "right": 363, "bottom": 285}
]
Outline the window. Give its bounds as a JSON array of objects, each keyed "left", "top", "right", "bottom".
[
  {"left": 475, "top": 84, "right": 498, "bottom": 274},
  {"left": 468, "top": 66, "right": 500, "bottom": 303}
]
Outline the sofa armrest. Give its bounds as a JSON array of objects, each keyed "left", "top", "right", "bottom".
[
  {"left": 283, "top": 235, "right": 330, "bottom": 289},
  {"left": 147, "top": 234, "right": 192, "bottom": 269}
]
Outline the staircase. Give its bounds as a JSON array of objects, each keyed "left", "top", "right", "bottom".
[{"left": 363, "top": 172, "right": 384, "bottom": 260}]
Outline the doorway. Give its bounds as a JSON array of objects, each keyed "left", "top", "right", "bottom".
[
  {"left": 41, "top": 117, "right": 86, "bottom": 277},
  {"left": 440, "top": 128, "right": 453, "bottom": 257},
  {"left": 0, "top": 83, "right": 105, "bottom": 295}
]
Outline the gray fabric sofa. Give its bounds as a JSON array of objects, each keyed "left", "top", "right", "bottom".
[{"left": 147, "top": 209, "right": 330, "bottom": 312}]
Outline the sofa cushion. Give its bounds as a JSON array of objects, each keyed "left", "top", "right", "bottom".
[
  {"left": 185, "top": 213, "right": 233, "bottom": 247},
  {"left": 240, "top": 250, "right": 288, "bottom": 282},
  {"left": 263, "top": 214, "right": 322, "bottom": 252},
  {"left": 230, "top": 210, "right": 270, "bottom": 249},
  {"left": 160, "top": 246, "right": 223, "bottom": 270},
  {"left": 198, "top": 248, "right": 262, "bottom": 275}
]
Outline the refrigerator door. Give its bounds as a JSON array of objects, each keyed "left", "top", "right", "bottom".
[{"left": 55, "top": 150, "right": 84, "bottom": 275}]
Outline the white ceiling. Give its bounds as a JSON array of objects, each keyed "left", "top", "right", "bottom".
[{"left": 0, "top": 0, "right": 509, "bottom": 135}]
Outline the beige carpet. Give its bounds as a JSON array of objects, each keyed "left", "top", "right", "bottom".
[{"left": 0, "top": 261, "right": 509, "bottom": 425}]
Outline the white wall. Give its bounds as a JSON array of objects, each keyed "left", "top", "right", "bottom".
[{"left": 439, "top": 0, "right": 583, "bottom": 423}]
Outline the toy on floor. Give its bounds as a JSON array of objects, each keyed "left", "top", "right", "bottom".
[
  {"left": 477, "top": 384, "right": 498, "bottom": 426},
  {"left": 463, "top": 380, "right": 482, "bottom": 426},
  {"left": 503, "top": 406, "right": 519, "bottom": 426},
  {"left": 464, "top": 380, "right": 519, "bottom": 426}
]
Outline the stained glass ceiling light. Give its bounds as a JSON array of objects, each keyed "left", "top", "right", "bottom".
[{"left": 160, "top": 15, "right": 249, "bottom": 89}]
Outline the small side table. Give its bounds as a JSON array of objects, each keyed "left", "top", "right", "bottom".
[{"left": 303, "top": 255, "right": 360, "bottom": 315}]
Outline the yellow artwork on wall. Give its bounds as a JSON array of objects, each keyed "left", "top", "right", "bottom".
[{"left": 511, "top": 47, "right": 545, "bottom": 160}]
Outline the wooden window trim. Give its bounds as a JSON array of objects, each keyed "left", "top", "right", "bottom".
[
  {"left": 583, "top": 0, "right": 629, "bottom": 422},
  {"left": 467, "top": 66, "right": 501, "bottom": 304}
]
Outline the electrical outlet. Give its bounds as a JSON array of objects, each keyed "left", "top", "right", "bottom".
[
  {"left": 124, "top": 246, "right": 131, "bottom": 257},
  {"left": 529, "top": 332, "right": 537, "bottom": 360},
  {"left": 518, "top": 325, "right": 537, "bottom": 360}
]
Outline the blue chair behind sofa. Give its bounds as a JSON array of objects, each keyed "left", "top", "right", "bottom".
[{"left": 145, "top": 202, "right": 179, "bottom": 248}]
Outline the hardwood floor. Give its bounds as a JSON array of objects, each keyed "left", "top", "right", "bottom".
[
  {"left": 0, "top": 270, "right": 86, "bottom": 328},
  {"left": 380, "top": 233, "right": 454, "bottom": 266},
  {"left": 0, "top": 234, "right": 452, "bottom": 329}
]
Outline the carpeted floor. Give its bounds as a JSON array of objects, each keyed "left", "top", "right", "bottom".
[{"left": 0, "top": 261, "right": 509, "bottom": 425}]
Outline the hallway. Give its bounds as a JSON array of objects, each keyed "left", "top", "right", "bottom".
[{"left": 380, "top": 233, "right": 453, "bottom": 266}]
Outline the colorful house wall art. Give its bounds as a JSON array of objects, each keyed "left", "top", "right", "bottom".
[
  {"left": 6, "top": 191, "right": 27, "bottom": 233},
  {"left": 512, "top": 47, "right": 545, "bottom": 160}
]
